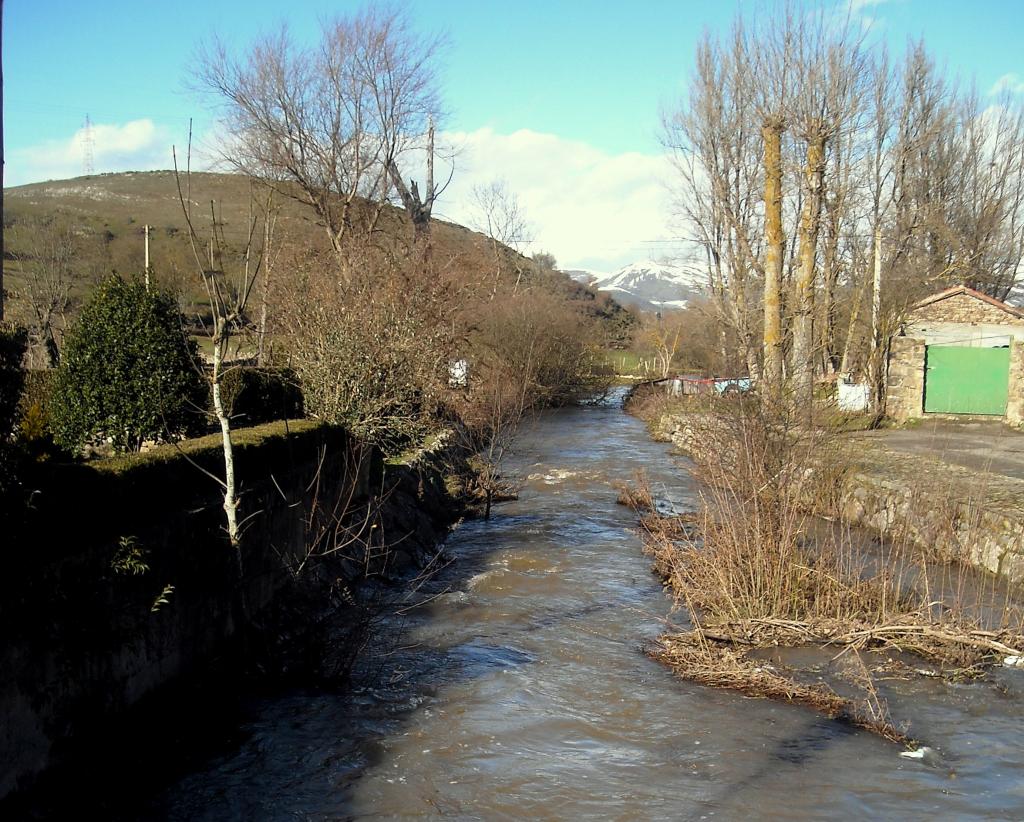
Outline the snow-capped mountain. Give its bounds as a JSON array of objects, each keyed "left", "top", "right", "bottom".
[{"left": 570, "top": 261, "right": 703, "bottom": 312}]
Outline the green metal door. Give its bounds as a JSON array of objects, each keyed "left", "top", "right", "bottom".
[{"left": 924, "top": 346, "right": 1010, "bottom": 415}]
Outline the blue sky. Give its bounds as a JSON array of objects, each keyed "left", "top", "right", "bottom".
[{"left": 5, "top": 0, "right": 1023, "bottom": 271}]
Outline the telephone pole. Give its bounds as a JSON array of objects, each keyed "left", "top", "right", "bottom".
[{"left": 144, "top": 224, "right": 151, "bottom": 289}]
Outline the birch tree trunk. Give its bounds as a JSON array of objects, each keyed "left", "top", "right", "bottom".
[{"left": 210, "top": 318, "right": 240, "bottom": 545}]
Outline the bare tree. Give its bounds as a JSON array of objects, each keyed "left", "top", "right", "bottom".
[
  {"left": 666, "top": 5, "right": 1024, "bottom": 417},
  {"left": 640, "top": 311, "right": 686, "bottom": 379},
  {"left": 788, "top": 12, "right": 868, "bottom": 412},
  {"left": 254, "top": 191, "right": 280, "bottom": 366},
  {"left": 749, "top": 13, "right": 795, "bottom": 400},
  {"left": 452, "top": 369, "right": 528, "bottom": 520},
  {"left": 946, "top": 91, "right": 1024, "bottom": 300},
  {"left": 470, "top": 178, "right": 532, "bottom": 297},
  {"left": 662, "top": 23, "right": 764, "bottom": 381},
  {"left": 13, "top": 220, "right": 79, "bottom": 367},
  {"left": 174, "top": 147, "right": 270, "bottom": 547},
  {"left": 195, "top": 6, "right": 444, "bottom": 273}
]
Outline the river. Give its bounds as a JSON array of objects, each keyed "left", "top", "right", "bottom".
[{"left": 140, "top": 394, "right": 1024, "bottom": 820}]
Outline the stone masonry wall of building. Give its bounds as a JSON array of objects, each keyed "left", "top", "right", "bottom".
[
  {"left": 909, "top": 292, "right": 1024, "bottom": 326},
  {"left": 1008, "top": 339, "right": 1024, "bottom": 426},
  {"left": 885, "top": 335, "right": 925, "bottom": 421}
]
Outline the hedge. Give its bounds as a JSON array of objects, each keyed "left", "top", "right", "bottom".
[
  {"left": 218, "top": 366, "right": 304, "bottom": 428},
  {"left": 12, "top": 419, "right": 383, "bottom": 569}
]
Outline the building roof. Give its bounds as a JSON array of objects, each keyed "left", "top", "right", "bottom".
[{"left": 912, "top": 285, "right": 1024, "bottom": 320}]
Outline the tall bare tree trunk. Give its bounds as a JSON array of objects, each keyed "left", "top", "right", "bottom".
[
  {"left": 257, "top": 210, "right": 272, "bottom": 366},
  {"left": 793, "top": 133, "right": 826, "bottom": 414},
  {"left": 839, "top": 270, "right": 870, "bottom": 376},
  {"left": 869, "top": 223, "right": 883, "bottom": 411},
  {"left": 762, "top": 119, "right": 786, "bottom": 398},
  {"left": 822, "top": 192, "right": 842, "bottom": 375}
]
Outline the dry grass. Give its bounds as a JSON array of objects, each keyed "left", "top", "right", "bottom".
[
  {"left": 627, "top": 397, "right": 1024, "bottom": 748},
  {"left": 615, "top": 471, "right": 656, "bottom": 511}
]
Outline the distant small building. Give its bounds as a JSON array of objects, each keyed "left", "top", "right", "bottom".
[{"left": 886, "top": 285, "right": 1024, "bottom": 424}]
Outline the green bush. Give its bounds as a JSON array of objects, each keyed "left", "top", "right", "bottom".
[
  {"left": 218, "top": 366, "right": 304, "bottom": 427},
  {"left": 17, "top": 369, "right": 64, "bottom": 459},
  {"left": 50, "top": 275, "right": 208, "bottom": 453},
  {"left": 0, "top": 323, "right": 28, "bottom": 510},
  {"left": 0, "top": 322, "right": 28, "bottom": 440}
]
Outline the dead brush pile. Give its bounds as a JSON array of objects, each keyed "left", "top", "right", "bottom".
[{"left": 628, "top": 399, "right": 1024, "bottom": 747}]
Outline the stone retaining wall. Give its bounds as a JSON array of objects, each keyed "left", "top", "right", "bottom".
[
  {"left": 657, "top": 412, "right": 1024, "bottom": 584},
  {"left": 838, "top": 468, "right": 1024, "bottom": 582}
]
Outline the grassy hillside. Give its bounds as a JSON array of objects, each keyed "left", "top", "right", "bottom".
[
  {"left": 3, "top": 170, "right": 632, "bottom": 344},
  {"left": 2, "top": 171, "right": 499, "bottom": 315}
]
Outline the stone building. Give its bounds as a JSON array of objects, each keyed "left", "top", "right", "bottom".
[{"left": 886, "top": 285, "right": 1024, "bottom": 424}]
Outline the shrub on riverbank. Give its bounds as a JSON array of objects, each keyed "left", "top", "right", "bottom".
[
  {"left": 0, "top": 323, "right": 29, "bottom": 511},
  {"left": 49, "top": 276, "right": 207, "bottom": 454}
]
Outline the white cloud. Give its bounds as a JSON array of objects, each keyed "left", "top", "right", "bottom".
[
  {"left": 838, "top": 0, "right": 896, "bottom": 32},
  {"left": 989, "top": 73, "right": 1024, "bottom": 97},
  {"left": 6, "top": 119, "right": 185, "bottom": 186},
  {"left": 433, "top": 127, "right": 676, "bottom": 273},
  {"left": 847, "top": 0, "right": 891, "bottom": 11}
]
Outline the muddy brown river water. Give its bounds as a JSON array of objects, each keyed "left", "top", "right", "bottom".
[{"left": 142, "top": 394, "right": 1024, "bottom": 820}]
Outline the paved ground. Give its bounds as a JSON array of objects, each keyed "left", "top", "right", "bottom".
[{"left": 852, "top": 421, "right": 1024, "bottom": 481}]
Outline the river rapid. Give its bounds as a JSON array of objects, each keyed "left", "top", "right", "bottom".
[{"left": 143, "top": 394, "right": 1024, "bottom": 820}]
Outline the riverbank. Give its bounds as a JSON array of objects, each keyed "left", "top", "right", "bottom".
[{"left": 0, "top": 423, "right": 470, "bottom": 810}]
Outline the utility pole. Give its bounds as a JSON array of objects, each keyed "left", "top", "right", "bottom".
[{"left": 144, "top": 224, "right": 151, "bottom": 289}]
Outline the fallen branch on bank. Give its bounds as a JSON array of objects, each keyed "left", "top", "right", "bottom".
[
  {"left": 651, "top": 630, "right": 914, "bottom": 746},
  {"left": 698, "top": 617, "right": 1024, "bottom": 666}
]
